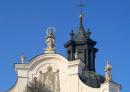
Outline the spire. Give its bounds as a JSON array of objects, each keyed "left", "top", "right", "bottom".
[{"left": 74, "top": 0, "right": 87, "bottom": 42}]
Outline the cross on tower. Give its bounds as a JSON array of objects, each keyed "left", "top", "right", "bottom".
[{"left": 79, "top": 0, "right": 86, "bottom": 15}]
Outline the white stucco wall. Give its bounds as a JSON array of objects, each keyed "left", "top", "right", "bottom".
[{"left": 8, "top": 53, "right": 120, "bottom": 92}]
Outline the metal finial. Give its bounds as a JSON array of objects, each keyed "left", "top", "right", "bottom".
[
  {"left": 86, "top": 28, "right": 91, "bottom": 38},
  {"left": 79, "top": 0, "right": 86, "bottom": 24},
  {"left": 70, "top": 30, "right": 74, "bottom": 40},
  {"left": 79, "top": 0, "right": 86, "bottom": 15}
]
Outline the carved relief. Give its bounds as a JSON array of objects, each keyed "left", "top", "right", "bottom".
[
  {"left": 25, "top": 66, "right": 60, "bottom": 92},
  {"left": 39, "top": 66, "right": 60, "bottom": 92}
]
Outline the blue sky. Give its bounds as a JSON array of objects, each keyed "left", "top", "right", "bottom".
[{"left": 0, "top": 0, "right": 129, "bottom": 92}]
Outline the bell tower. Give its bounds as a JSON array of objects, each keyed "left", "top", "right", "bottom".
[{"left": 64, "top": 0, "right": 98, "bottom": 72}]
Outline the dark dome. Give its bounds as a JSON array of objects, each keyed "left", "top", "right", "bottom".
[{"left": 79, "top": 71, "right": 105, "bottom": 88}]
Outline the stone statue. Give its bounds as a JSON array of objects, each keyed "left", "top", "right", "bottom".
[
  {"left": 45, "top": 27, "right": 55, "bottom": 53},
  {"left": 75, "top": 50, "right": 79, "bottom": 60},
  {"left": 21, "top": 55, "right": 26, "bottom": 64},
  {"left": 105, "top": 61, "right": 112, "bottom": 82}
]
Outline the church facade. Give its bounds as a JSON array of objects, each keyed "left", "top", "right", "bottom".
[{"left": 8, "top": 5, "right": 121, "bottom": 92}]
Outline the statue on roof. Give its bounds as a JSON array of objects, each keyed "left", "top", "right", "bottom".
[
  {"left": 20, "top": 55, "right": 26, "bottom": 64},
  {"left": 105, "top": 60, "right": 112, "bottom": 82},
  {"left": 45, "top": 27, "right": 56, "bottom": 53}
]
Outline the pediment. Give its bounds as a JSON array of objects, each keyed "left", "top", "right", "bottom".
[
  {"left": 28, "top": 54, "right": 68, "bottom": 70},
  {"left": 15, "top": 53, "right": 69, "bottom": 71}
]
